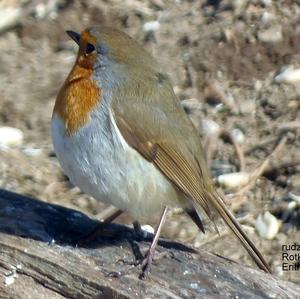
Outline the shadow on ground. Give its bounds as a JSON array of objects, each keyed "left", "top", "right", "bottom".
[{"left": 0, "top": 189, "right": 196, "bottom": 254}]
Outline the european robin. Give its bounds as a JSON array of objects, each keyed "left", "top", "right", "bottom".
[{"left": 51, "top": 26, "right": 271, "bottom": 276}]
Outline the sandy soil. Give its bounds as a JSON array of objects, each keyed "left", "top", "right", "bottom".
[{"left": 0, "top": 0, "right": 299, "bottom": 284}]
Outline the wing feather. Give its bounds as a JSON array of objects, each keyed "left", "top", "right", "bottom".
[{"left": 111, "top": 88, "right": 271, "bottom": 273}]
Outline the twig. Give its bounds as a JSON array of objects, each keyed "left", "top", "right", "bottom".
[
  {"left": 220, "top": 128, "right": 246, "bottom": 172},
  {"left": 95, "top": 205, "right": 122, "bottom": 222},
  {"left": 245, "top": 137, "right": 278, "bottom": 155},
  {"left": 226, "top": 136, "right": 287, "bottom": 210},
  {"left": 277, "top": 121, "right": 300, "bottom": 132}
]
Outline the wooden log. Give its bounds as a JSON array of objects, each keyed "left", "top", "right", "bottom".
[{"left": 0, "top": 189, "right": 299, "bottom": 299}]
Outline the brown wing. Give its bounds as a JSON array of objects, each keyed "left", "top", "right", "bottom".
[
  {"left": 111, "top": 79, "right": 270, "bottom": 273},
  {"left": 114, "top": 113, "right": 214, "bottom": 217}
]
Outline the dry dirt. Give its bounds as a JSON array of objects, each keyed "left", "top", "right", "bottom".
[{"left": 0, "top": 0, "right": 300, "bottom": 285}]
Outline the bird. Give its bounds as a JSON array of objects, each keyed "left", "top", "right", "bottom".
[{"left": 51, "top": 26, "right": 271, "bottom": 277}]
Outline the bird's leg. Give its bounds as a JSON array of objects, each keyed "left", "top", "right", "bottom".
[
  {"left": 133, "top": 220, "right": 142, "bottom": 234},
  {"left": 75, "top": 207, "right": 123, "bottom": 245},
  {"left": 100, "top": 206, "right": 124, "bottom": 224},
  {"left": 140, "top": 206, "right": 168, "bottom": 278},
  {"left": 106, "top": 207, "right": 168, "bottom": 279}
]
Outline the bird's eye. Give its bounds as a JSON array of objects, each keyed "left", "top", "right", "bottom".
[{"left": 85, "top": 43, "right": 95, "bottom": 54}]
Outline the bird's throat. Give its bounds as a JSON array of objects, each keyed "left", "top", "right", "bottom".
[{"left": 53, "top": 63, "right": 100, "bottom": 136}]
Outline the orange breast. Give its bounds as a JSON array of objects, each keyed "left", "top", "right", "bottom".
[{"left": 53, "top": 60, "right": 100, "bottom": 136}]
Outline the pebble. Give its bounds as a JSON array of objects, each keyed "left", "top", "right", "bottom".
[
  {"left": 35, "top": 1, "right": 59, "bottom": 20},
  {"left": 143, "top": 20, "right": 160, "bottom": 32},
  {"left": 261, "top": 12, "right": 275, "bottom": 25},
  {"left": 255, "top": 211, "right": 280, "bottom": 239},
  {"left": 139, "top": 224, "right": 155, "bottom": 238},
  {"left": 0, "top": 7, "right": 21, "bottom": 32},
  {"left": 22, "top": 148, "right": 42, "bottom": 157},
  {"left": 217, "top": 172, "right": 250, "bottom": 189},
  {"left": 254, "top": 80, "right": 263, "bottom": 91},
  {"left": 181, "top": 98, "right": 203, "bottom": 114},
  {"left": 0, "top": 126, "right": 23, "bottom": 147},
  {"left": 201, "top": 119, "right": 221, "bottom": 136},
  {"left": 288, "top": 192, "right": 300, "bottom": 205},
  {"left": 287, "top": 201, "right": 297, "bottom": 210},
  {"left": 261, "top": 0, "right": 272, "bottom": 6},
  {"left": 140, "top": 224, "right": 155, "bottom": 235},
  {"left": 211, "top": 161, "right": 236, "bottom": 177},
  {"left": 274, "top": 66, "right": 300, "bottom": 84},
  {"left": 4, "top": 270, "right": 17, "bottom": 286},
  {"left": 239, "top": 99, "right": 256, "bottom": 115},
  {"left": 4, "top": 274, "right": 15, "bottom": 286},
  {"left": 231, "top": 128, "right": 245, "bottom": 144},
  {"left": 257, "top": 25, "right": 283, "bottom": 43}
]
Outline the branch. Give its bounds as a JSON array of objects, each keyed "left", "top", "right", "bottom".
[{"left": 0, "top": 189, "right": 298, "bottom": 298}]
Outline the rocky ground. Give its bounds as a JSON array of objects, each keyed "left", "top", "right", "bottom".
[{"left": 0, "top": 0, "right": 299, "bottom": 284}]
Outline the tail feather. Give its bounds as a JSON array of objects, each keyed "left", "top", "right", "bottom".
[
  {"left": 185, "top": 208, "right": 205, "bottom": 233},
  {"left": 203, "top": 191, "right": 271, "bottom": 273}
]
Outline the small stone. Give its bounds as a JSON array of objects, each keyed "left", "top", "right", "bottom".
[
  {"left": 274, "top": 66, "right": 300, "bottom": 84},
  {"left": 140, "top": 224, "right": 154, "bottom": 235},
  {"left": 261, "top": 12, "right": 275, "bottom": 25},
  {"left": 4, "top": 270, "right": 17, "bottom": 286},
  {"left": 34, "top": 1, "right": 59, "bottom": 20},
  {"left": 231, "top": 128, "right": 245, "bottom": 144},
  {"left": 0, "top": 8, "right": 21, "bottom": 32},
  {"left": 22, "top": 148, "right": 42, "bottom": 157},
  {"left": 255, "top": 211, "right": 280, "bottom": 239},
  {"left": 217, "top": 172, "right": 250, "bottom": 189},
  {"left": 0, "top": 127, "right": 23, "bottom": 147},
  {"left": 139, "top": 224, "right": 155, "bottom": 238},
  {"left": 201, "top": 119, "right": 221, "bottom": 136},
  {"left": 4, "top": 274, "right": 15, "bottom": 286},
  {"left": 257, "top": 25, "right": 282, "bottom": 43},
  {"left": 172, "top": 207, "right": 184, "bottom": 214},
  {"left": 261, "top": 0, "right": 272, "bottom": 6},
  {"left": 35, "top": 3, "right": 47, "bottom": 19},
  {"left": 254, "top": 80, "right": 262, "bottom": 91},
  {"left": 143, "top": 21, "right": 160, "bottom": 32},
  {"left": 287, "top": 201, "right": 297, "bottom": 210},
  {"left": 288, "top": 192, "right": 300, "bottom": 205},
  {"left": 181, "top": 98, "right": 203, "bottom": 114},
  {"left": 239, "top": 99, "right": 256, "bottom": 115},
  {"left": 211, "top": 161, "right": 236, "bottom": 177}
]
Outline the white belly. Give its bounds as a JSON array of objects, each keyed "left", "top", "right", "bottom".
[{"left": 51, "top": 103, "right": 181, "bottom": 222}]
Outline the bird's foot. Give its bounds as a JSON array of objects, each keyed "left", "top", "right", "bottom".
[{"left": 106, "top": 249, "right": 168, "bottom": 279}]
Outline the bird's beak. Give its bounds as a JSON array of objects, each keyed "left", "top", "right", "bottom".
[{"left": 66, "top": 30, "right": 80, "bottom": 45}]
